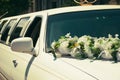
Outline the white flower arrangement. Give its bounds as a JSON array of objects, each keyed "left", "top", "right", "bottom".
[{"left": 51, "top": 33, "right": 120, "bottom": 62}]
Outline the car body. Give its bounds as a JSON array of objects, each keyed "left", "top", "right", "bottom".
[{"left": 0, "top": 5, "right": 120, "bottom": 80}]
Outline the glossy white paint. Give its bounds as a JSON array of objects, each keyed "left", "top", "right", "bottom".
[
  {"left": 0, "top": 5, "right": 120, "bottom": 80},
  {"left": 11, "top": 37, "right": 33, "bottom": 52}
]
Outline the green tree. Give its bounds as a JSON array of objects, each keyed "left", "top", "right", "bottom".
[
  {"left": 62, "top": 0, "right": 78, "bottom": 7},
  {"left": 116, "top": 0, "right": 120, "bottom": 4},
  {"left": 0, "top": 0, "right": 30, "bottom": 17}
]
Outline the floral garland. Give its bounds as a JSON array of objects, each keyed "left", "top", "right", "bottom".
[{"left": 51, "top": 33, "right": 120, "bottom": 63}]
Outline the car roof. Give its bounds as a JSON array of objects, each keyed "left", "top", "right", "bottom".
[
  {"left": 45, "top": 5, "right": 120, "bottom": 15},
  {"left": 22, "top": 5, "right": 120, "bottom": 16}
]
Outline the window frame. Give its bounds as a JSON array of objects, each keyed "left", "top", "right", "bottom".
[
  {"left": 0, "top": 18, "right": 17, "bottom": 43},
  {"left": 24, "top": 16, "right": 42, "bottom": 47},
  {"left": 8, "top": 17, "right": 30, "bottom": 43}
]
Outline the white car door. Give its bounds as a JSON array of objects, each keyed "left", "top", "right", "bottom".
[
  {"left": 0, "top": 43, "right": 32, "bottom": 80},
  {"left": 0, "top": 44, "right": 14, "bottom": 80},
  {"left": 0, "top": 18, "right": 18, "bottom": 80},
  {"left": 0, "top": 16, "right": 31, "bottom": 80},
  {"left": 7, "top": 13, "right": 71, "bottom": 80},
  {"left": 9, "top": 14, "right": 61, "bottom": 80}
]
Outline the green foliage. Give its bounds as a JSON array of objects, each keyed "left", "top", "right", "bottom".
[
  {"left": 91, "top": 47, "right": 101, "bottom": 58},
  {"left": 0, "top": 0, "right": 30, "bottom": 17},
  {"left": 51, "top": 33, "right": 120, "bottom": 63},
  {"left": 62, "top": 0, "right": 78, "bottom": 7},
  {"left": 111, "top": 50, "right": 118, "bottom": 63},
  {"left": 74, "top": 53, "right": 87, "bottom": 59}
]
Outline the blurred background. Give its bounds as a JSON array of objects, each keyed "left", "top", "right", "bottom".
[{"left": 0, "top": 0, "right": 120, "bottom": 17}]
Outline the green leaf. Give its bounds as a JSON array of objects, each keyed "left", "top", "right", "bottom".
[{"left": 111, "top": 50, "right": 118, "bottom": 63}]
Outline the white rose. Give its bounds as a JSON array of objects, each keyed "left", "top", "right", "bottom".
[
  {"left": 51, "top": 41, "right": 56, "bottom": 49},
  {"left": 58, "top": 41, "right": 70, "bottom": 54}
]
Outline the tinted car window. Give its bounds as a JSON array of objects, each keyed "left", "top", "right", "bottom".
[
  {"left": 9, "top": 17, "right": 30, "bottom": 43},
  {"left": 1, "top": 19, "right": 16, "bottom": 42},
  {"left": 25, "top": 17, "right": 42, "bottom": 47},
  {"left": 46, "top": 9, "right": 120, "bottom": 48},
  {"left": 0, "top": 20, "right": 8, "bottom": 31}
]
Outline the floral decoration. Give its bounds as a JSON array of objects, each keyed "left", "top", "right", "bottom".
[{"left": 51, "top": 33, "right": 120, "bottom": 63}]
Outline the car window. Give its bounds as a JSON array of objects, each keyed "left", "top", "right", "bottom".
[
  {"left": 9, "top": 17, "right": 30, "bottom": 43},
  {"left": 1, "top": 19, "right": 17, "bottom": 43},
  {"left": 0, "top": 20, "right": 8, "bottom": 31},
  {"left": 46, "top": 9, "right": 120, "bottom": 49},
  {"left": 25, "top": 17, "right": 42, "bottom": 47}
]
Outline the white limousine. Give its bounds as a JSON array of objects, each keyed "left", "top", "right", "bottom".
[{"left": 0, "top": 5, "right": 120, "bottom": 80}]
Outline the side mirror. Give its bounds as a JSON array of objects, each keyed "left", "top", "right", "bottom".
[{"left": 11, "top": 37, "right": 37, "bottom": 56}]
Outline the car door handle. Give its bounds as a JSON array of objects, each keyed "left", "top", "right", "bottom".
[{"left": 12, "top": 60, "right": 18, "bottom": 67}]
